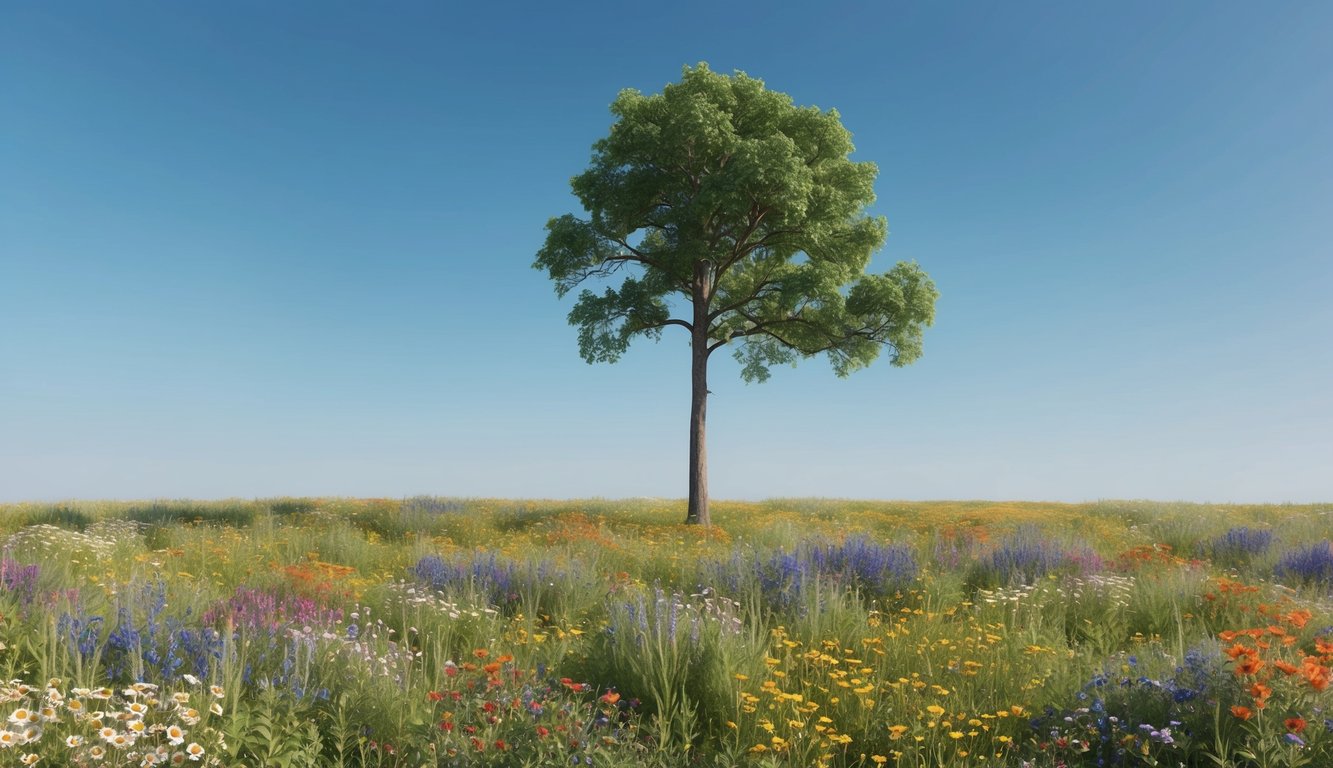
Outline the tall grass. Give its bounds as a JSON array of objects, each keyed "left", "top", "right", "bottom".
[{"left": 0, "top": 496, "right": 1328, "bottom": 766}]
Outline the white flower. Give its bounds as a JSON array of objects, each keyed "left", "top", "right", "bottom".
[
  {"left": 185, "top": 742, "right": 205, "bottom": 761},
  {"left": 181, "top": 675, "right": 200, "bottom": 686},
  {"left": 66, "top": 735, "right": 84, "bottom": 747},
  {"left": 166, "top": 725, "right": 185, "bottom": 745}
]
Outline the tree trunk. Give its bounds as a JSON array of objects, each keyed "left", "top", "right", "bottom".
[{"left": 686, "top": 261, "right": 711, "bottom": 526}]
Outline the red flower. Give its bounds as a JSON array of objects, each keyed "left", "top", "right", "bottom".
[
  {"left": 427, "top": 691, "right": 444, "bottom": 703},
  {"left": 1285, "top": 717, "right": 1307, "bottom": 733},
  {"left": 536, "top": 726, "right": 550, "bottom": 738},
  {"left": 1231, "top": 705, "right": 1253, "bottom": 721}
]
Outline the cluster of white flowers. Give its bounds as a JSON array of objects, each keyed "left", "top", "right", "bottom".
[
  {"left": 1067, "top": 574, "right": 1136, "bottom": 607},
  {"left": 382, "top": 580, "right": 499, "bottom": 620},
  {"left": 0, "top": 677, "right": 225, "bottom": 767},
  {"left": 976, "top": 573, "right": 1136, "bottom": 609},
  {"left": 2, "top": 520, "right": 146, "bottom": 563},
  {"left": 974, "top": 583, "right": 1043, "bottom": 605}
]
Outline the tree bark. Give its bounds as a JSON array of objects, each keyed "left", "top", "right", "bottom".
[{"left": 686, "top": 261, "right": 711, "bottom": 526}]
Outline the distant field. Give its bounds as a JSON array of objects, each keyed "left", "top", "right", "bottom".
[{"left": 0, "top": 497, "right": 1330, "bottom": 767}]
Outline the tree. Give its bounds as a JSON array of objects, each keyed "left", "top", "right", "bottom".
[{"left": 535, "top": 64, "right": 938, "bottom": 526}]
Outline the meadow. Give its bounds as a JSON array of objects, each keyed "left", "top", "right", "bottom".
[{"left": 0, "top": 497, "right": 1330, "bottom": 767}]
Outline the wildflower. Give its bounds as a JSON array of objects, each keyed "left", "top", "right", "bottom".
[
  {"left": 66, "top": 735, "right": 84, "bottom": 747},
  {"left": 185, "top": 742, "right": 205, "bottom": 761},
  {"left": 1285, "top": 717, "right": 1307, "bottom": 733},
  {"left": 19, "top": 754, "right": 38, "bottom": 766},
  {"left": 1235, "top": 658, "right": 1264, "bottom": 676},
  {"left": 1231, "top": 705, "right": 1253, "bottom": 720},
  {"left": 166, "top": 725, "right": 185, "bottom": 745},
  {"left": 208, "top": 686, "right": 224, "bottom": 699},
  {"left": 89, "top": 746, "right": 106, "bottom": 760}
]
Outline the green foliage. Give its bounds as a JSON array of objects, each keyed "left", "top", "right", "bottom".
[
  {"left": 19, "top": 504, "right": 94, "bottom": 530},
  {"left": 0, "top": 497, "right": 1330, "bottom": 766},
  {"left": 224, "top": 686, "right": 324, "bottom": 768},
  {"left": 535, "top": 62, "right": 937, "bottom": 381},
  {"left": 126, "top": 499, "right": 257, "bottom": 528},
  {"left": 269, "top": 497, "right": 319, "bottom": 516}
]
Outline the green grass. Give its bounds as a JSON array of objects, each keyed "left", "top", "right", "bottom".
[{"left": 0, "top": 497, "right": 1329, "bottom": 766}]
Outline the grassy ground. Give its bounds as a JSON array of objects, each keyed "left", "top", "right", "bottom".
[{"left": 0, "top": 497, "right": 1330, "bottom": 766}]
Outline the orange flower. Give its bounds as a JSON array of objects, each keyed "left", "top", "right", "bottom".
[
  {"left": 1250, "top": 682, "right": 1272, "bottom": 709},
  {"left": 1285, "top": 610, "right": 1312, "bottom": 628},
  {"left": 1234, "top": 658, "right": 1265, "bottom": 676},
  {"left": 473, "top": 649, "right": 490, "bottom": 659},
  {"left": 1285, "top": 717, "right": 1307, "bottom": 733},
  {"left": 600, "top": 691, "right": 621, "bottom": 705},
  {"left": 1219, "top": 630, "right": 1238, "bottom": 642},
  {"left": 1230, "top": 705, "right": 1253, "bottom": 720},
  {"left": 1315, "top": 638, "right": 1333, "bottom": 656},
  {"left": 1301, "top": 660, "right": 1330, "bottom": 691},
  {"left": 1226, "top": 644, "right": 1256, "bottom": 660},
  {"left": 483, "top": 662, "right": 502, "bottom": 675},
  {"left": 1274, "top": 660, "right": 1301, "bottom": 676}
]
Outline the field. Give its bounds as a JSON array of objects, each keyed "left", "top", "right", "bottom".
[{"left": 0, "top": 498, "right": 1331, "bottom": 767}]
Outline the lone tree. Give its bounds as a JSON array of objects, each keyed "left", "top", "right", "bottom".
[{"left": 535, "top": 64, "right": 937, "bottom": 526}]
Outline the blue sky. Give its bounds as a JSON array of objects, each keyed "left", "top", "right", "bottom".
[{"left": 2, "top": 1, "right": 1330, "bottom": 503}]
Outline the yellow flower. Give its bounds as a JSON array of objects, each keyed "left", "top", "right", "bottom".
[
  {"left": 926, "top": 705, "right": 946, "bottom": 716},
  {"left": 948, "top": 731, "right": 964, "bottom": 739},
  {"left": 871, "top": 756, "right": 888, "bottom": 765}
]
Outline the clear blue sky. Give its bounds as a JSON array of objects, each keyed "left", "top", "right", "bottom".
[{"left": 3, "top": 1, "right": 1330, "bottom": 503}]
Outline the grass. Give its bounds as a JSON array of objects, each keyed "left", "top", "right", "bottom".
[{"left": 0, "top": 497, "right": 1329, "bottom": 766}]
